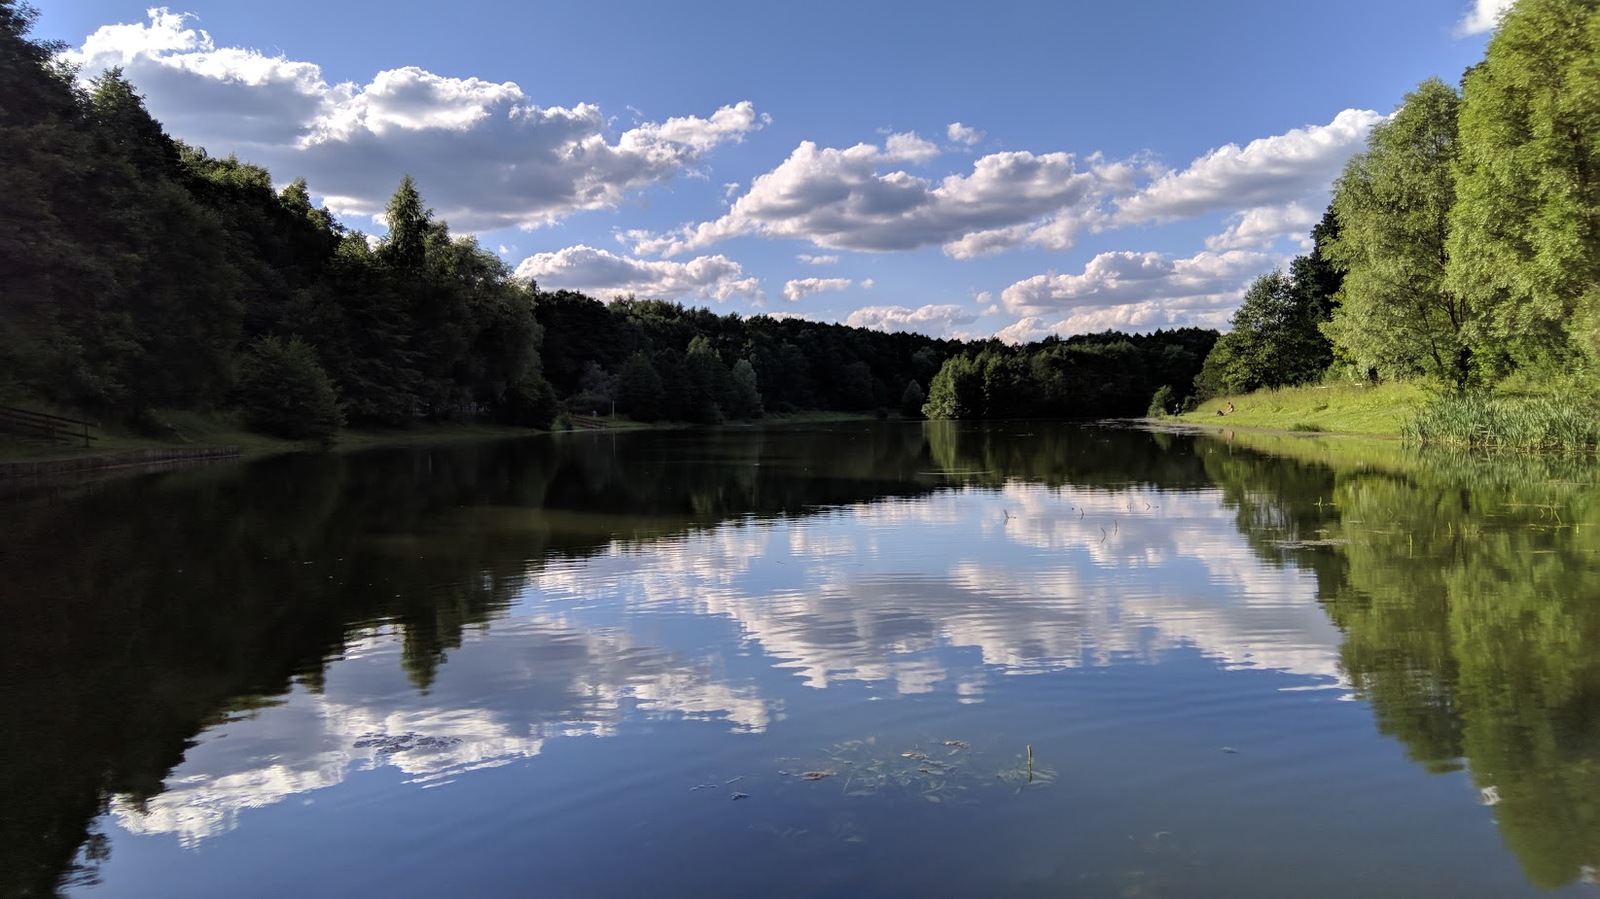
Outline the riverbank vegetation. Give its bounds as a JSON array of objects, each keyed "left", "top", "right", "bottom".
[
  {"left": 1182, "top": 381, "right": 1425, "bottom": 437},
  {"left": 1176, "top": 0, "right": 1600, "bottom": 453}
]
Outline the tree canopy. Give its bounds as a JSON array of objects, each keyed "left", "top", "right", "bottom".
[
  {"left": 1446, "top": 0, "right": 1600, "bottom": 371},
  {"left": 1326, "top": 78, "right": 1469, "bottom": 385},
  {"left": 1193, "top": 214, "right": 1340, "bottom": 398}
]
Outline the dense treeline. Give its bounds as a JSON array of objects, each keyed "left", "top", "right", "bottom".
[
  {"left": 920, "top": 329, "right": 1218, "bottom": 420},
  {"left": 531, "top": 290, "right": 959, "bottom": 423},
  {"left": 1207, "top": 0, "right": 1600, "bottom": 405}
]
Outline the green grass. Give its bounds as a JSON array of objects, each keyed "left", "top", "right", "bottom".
[
  {"left": 1174, "top": 381, "right": 1428, "bottom": 437},
  {"left": 1171, "top": 375, "right": 1600, "bottom": 457}
]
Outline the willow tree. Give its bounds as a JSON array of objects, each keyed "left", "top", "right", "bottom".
[
  {"left": 1447, "top": 0, "right": 1600, "bottom": 370},
  {"left": 1324, "top": 78, "right": 1470, "bottom": 386}
]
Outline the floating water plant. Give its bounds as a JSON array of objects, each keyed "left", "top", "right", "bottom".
[{"left": 784, "top": 737, "right": 1054, "bottom": 803}]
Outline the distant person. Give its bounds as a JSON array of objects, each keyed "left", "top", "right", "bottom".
[{"left": 1225, "top": 402, "right": 1235, "bottom": 415}]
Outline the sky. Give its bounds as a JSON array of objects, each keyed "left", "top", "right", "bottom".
[{"left": 39, "top": 0, "right": 1514, "bottom": 342}]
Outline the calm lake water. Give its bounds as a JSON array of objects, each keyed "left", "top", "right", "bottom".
[{"left": 5, "top": 421, "right": 1599, "bottom": 898}]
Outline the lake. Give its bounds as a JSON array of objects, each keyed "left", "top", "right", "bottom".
[{"left": 4, "top": 420, "right": 1597, "bottom": 898}]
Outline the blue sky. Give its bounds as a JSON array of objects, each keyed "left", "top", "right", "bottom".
[{"left": 41, "top": 1, "right": 1509, "bottom": 341}]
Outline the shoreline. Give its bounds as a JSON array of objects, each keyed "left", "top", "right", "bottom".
[
  {"left": 0, "top": 445, "right": 244, "bottom": 479},
  {"left": 0, "top": 411, "right": 889, "bottom": 480}
]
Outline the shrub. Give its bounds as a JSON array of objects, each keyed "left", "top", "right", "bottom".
[
  {"left": 502, "top": 374, "right": 559, "bottom": 429},
  {"left": 234, "top": 336, "right": 343, "bottom": 442},
  {"left": 1147, "top": 385, "right": 1175, "bottom": 418}
]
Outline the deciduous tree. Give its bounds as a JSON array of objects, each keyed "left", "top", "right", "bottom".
[
  {"left": 1325, "top": 79, "right": 1470, "bottom": 385},
  {"left": 1447, "top": 0, "right": 1600, "bottom": 369}
]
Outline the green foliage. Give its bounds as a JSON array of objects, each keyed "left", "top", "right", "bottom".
[
  {"left": 1197, "top": 271, "right": 1330, "bottom": 397},
  {"left": 615, "top": 352, "right": 666, "bottom": 421},
  {"left": 1290, "top": 208, "right": 1345, "bottom": 321},
  {"left": 1448, "top": 0, "right": 1600, "bottom": 369},
  {"left": 1147, "top": 385, "right": 1175, "bottom": 418},
  {"left": 1405, "top": 391, "right": 1600, "bottom": 453},
  {"left": 920, "top": 331, "right": 1213, "bottom": 420},
  {"left": 234, "top": 336, "right": 344, "bottom": 441},
  {"left": 922, "top": 354, "right": 982, "bottom": 419},
  {"left": 899, "top": 379, "right": 926, "bottom": 419},
  {"left": 501, "top": 374, "right": 559, "bottom": 429},
  {"left": 728, "top": 358, "right": 763, "bottom": 419},
  {"left": 1326, "top": 79, "right": 1470, "bottom": 386},
  {"left": 379, "top": 174, "right": 432, "bottom": 273}
]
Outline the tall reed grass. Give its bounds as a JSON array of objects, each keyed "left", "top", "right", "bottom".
[{"left": 1405, "top": 393, "right": 1600, "bottom": 454}]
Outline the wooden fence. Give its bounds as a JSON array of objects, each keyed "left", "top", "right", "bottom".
[{"left": 0, "top": 405, "right": 98, "bottom": 448}]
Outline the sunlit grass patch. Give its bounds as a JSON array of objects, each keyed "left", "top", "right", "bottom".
[{"left": 1180, "top": 381, "right": 1428, "bottom": 436}]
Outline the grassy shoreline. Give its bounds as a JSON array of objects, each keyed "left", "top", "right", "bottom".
[
  {"left": 1169, "top": 377, "right": 1600, "bottom": 456},
  {"left": 1172, "top": 381, "right": 1425, "bottom": 437}
]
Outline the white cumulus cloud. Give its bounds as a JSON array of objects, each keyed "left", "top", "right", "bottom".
[
  {"left": 947, "top": 122, "right": 985, "bottom": 146},
  {"left": 513, "top": 245, "right": 762, "bottom": 303},
  {"left": 1204, "top": 201, "right": 1321, "bottom": 251},
  {"left": 629, "top": 136, "right": 1116, "bottom": 258},
  {"left": 783, "top": 277, "right": 854, "bottom": 301},
  {"left": 64, "top": 9, "right": 765, "bottom": 233},
  {"left": 845, "top": 304, "right": 977, "bottom": 337},
  {"left": 1458, "top": 0, "right": 1516, "bottom": 35},
  {"left": 998, "top": 249, "right": 1278, "bottom": 334},
  {"left": 1115, "top": 109, "right": 1383, "bottom": 225}
]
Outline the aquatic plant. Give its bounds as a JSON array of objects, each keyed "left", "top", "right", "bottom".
[
  {"left": 783, "top": 737, "right": 1055, "bottom": 805},
  {"left": 1405, "top": 393, "right": 1600, "bottom": 455}
]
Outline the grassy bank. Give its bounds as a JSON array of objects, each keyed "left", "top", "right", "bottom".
[
  {"left": 1172, "top": 381, "right": 1428, "bottom": 437},
  {"left": 1170, "top": 377, "right": 1600, "bottom": 456}
]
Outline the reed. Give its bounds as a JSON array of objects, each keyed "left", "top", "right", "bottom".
[{"left": 1405, "top": 392, "right": 1600, "bottom": 455}]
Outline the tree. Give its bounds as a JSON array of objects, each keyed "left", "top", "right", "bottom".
[
  {"left": 380, "top": 174, "right": 431, "bottom": 273},
  {"left": 1197, "top": 271, "right": 1330, "bottom": 397},
  {"left": 82, "top": 69, "right": 244, "bottom": 410},
  {"left": 900, "top": 380, "right": 926, "bottom": 419},
  {"left": 1147, "top": 385, "right": 1175, "bottom": 417},
  {"left": 1447, "top": 0, "right": 1600, "bottom": 370},
  {"left": 234, "top": 336, "right": 343, "bottom": 441},
  {"left": 501, "top": 373, "right": 558, "bottom": 428},
  {"left": 922, "top": 354, "right": 982, "bottom": 419},
  {"left": 1325, "top": 78, "right": 1470, "bottom": 386},
  {"left": 727, "top": 358, "right": 763, "bottom": 419},
  {"left": 0, "top": 0, "right": 100, "bottom": 404},
  {"left": 683, "top": 336, "right": 737, "bottom": 422},
  {"left": 86, "top": 67, "right": 180, "bottom": 177},
  {"left": 307, "top": 235, "right": 422, "bottom": 424},
  {"left": 615, "top": 352, "right": 666, "bottom": 421},
  {"left": 1291, "top": 208, "right": 1345, "bottom": 331}
]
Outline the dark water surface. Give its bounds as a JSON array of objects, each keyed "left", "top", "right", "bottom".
[{"left": 5, "top": 421, "right": 1599, "bottom": 897}]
